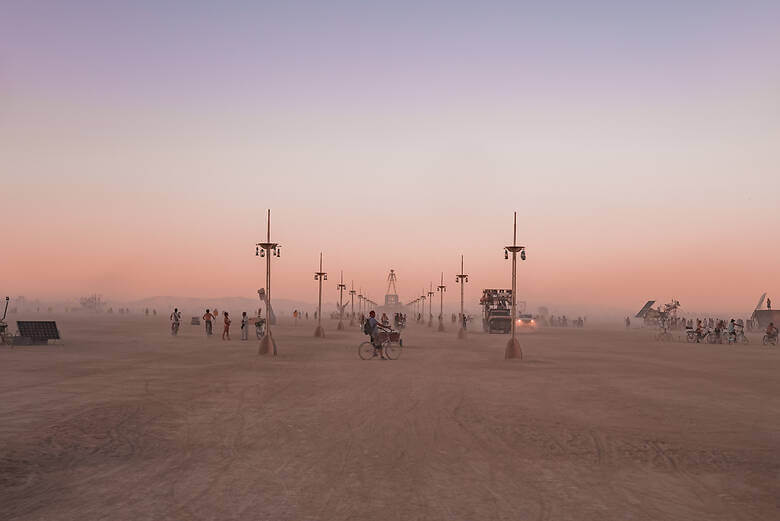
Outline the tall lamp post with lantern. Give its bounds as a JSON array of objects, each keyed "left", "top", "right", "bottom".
[
  {"left": 437, "top": 273, "right": 446, "bottom": 332},
  {"left": 349, "top": 281, "right": 356, "bottom": 326},
  {"left": 456, "top": 255, "right": 469, "bottom": 339},
  {"left": 314, "top": 253, "right": 327, "bottom": 338},
  {"left": 255, "top": 209, "right": 281, "bottom": 356},
  {"left": 336, "top": 271, "right": 347, "bottom": 330},
  {"left": 504, "top": 212, "right": 527, "bottom": 360},
  {"left": 427, "top": 283, "right": 435, "bottom": 327}
]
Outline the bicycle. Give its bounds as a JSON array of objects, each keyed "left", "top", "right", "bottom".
[{"left": 358, "top": 328, "right": 403, "bottom": 360}]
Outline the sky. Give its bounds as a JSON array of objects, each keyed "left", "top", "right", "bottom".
[{"left": 1, "top": 1, "right": 779, "bottom": 317}]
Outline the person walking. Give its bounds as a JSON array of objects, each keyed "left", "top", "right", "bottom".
[
  {"left": 241, "top": 311, "right": 249, "bottom": 341},
  {"left": 203, "top": 309, "right": 215, "bottom": 336},
  {"left": 222, "top": 311, "right": 231, "bottom": 340},
  {"left": 170, "top": 308, "right": 181, "bottom": 336}
]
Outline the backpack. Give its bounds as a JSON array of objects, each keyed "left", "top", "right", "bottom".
[{"left": 362, "top": 319, "right": 372, "bottom": 335}]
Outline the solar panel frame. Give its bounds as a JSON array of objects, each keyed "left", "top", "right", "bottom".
[
  {"left": 16, "top": 321, "right": 60, "bottom": 343},
  {"left": 635, "top": 300, "right": 656, "bottom": 319}
]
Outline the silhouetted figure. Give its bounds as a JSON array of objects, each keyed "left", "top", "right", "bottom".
[
  {"left": 203, "top": 309, "right": 215, "bottom": 336},
  {"left": 241, "top": 312, "right": 249, "bottom": 341},
  {"left": 222, "top": 311, "right": 231, "bottom": 340}
]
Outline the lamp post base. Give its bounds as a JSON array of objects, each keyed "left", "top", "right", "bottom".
[
  {"left": 258, "top": 330, "right": 277, "bottom": 356},
  {"left": 437, "top": 320, "right": 445, "bottom": 332},
  {"left": 457, "top": 327, "right": 467, "bottom": 339},
  {"left": 314, "top": 325, "right": 325, "bottom": 337},
  {"left": 505, "top": 336, "right": 523, "bottom": 360},
  {"left": 337, "top": 320, "right": 344, "bottom": 331},
  {"left": 428, "top": 318, "right": 433, "bottom": 328}
]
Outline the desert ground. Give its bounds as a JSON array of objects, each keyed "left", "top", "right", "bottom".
[{"left": 1, "top": 314, "right": 778, "bottom": 521}]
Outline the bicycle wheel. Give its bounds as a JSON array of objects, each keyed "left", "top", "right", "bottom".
[
  {"left": 384, "top": 342, "right": 402, "bottom": 360},
  {"left": 358, "top": 341, "right": 376, "bottom": 360}
]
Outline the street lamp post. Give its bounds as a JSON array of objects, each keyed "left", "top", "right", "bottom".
[
  {"left": 456, "top": 255, "right": 469, "bottom": 339},
  {"left": 349, "top": 281, "right": 356, "bottom": 326},
  {"left": 437, "top": 272, "right": 446, "bottom": 332},
  {"left": 314, "top": 252, "right": 327, "bottom": 337},
  {"left": 427, "top": 283, "right": 435, "bottom": 327},
  {"left": 255, "top": 209, "right": 281, "bottom": 356},
  {"left": 337, "top": 271, "right": 347, "bottom": 331},
  {"left": 420, "top": 290, "right": 426, "bottom": 324},
  {"left": 504, "top": 211, "right": 526, "bottom": 360}
]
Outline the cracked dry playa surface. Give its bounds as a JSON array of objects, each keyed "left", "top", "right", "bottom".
[{"left": 1, "top": 316, "right": 778, "bottom": 520}]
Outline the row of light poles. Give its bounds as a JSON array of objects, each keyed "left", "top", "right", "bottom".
[{"left": 255, "top": 210, "right": 526, "bottom": 360}]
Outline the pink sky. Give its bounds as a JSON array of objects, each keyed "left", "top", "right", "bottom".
[{"left": 1, "top": 1, "right": 778, "bottom": 316}]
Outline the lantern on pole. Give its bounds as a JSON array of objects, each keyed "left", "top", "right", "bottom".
[
  {"left": 255, "top": 209, "right": 281, "bottom": 355},
  {"left": 437, "top": 272, "right": 446, "bottom": 332},
  {"left": 314, "top": 252, "right": 327, "bottom": 338},
  {"left": 456, "top": 255, "right": 469, "bottom": 339},
  {"left": 504, "top": 212, "right": 526, "bottom": 360}
]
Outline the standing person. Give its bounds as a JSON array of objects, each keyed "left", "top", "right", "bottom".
[
  {"left": 203, "top": 309, "right": 215, "bottom": 336},
  {"left": 170, "top": 308, "right": 181, "bottom": 336},
  {"left": 222, "top": 311, "right": 231, "bottom": 340},
  {"left": 240, "top": 311, "right": 249, "bottom": 341},
  {"left": 767, "top": 297, "right": 772, "bottom": 310}
]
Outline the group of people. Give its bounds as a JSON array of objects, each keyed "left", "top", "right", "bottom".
[
  {"left": 170, "top": 308, "right": 255, "bottom": 341},
  {"left": 393, "top": 313, "right": 407, "bottom": 329},
  {"left": 689, "top": 318, "right": 755, "bottom": 344},
  {"left": 677, "top": 317, "right": 776, "bottom": 344},
  {"left": 547, "top": 315, "right": 584, "bottom": 328}
]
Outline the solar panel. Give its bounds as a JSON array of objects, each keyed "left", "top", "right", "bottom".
[
  {"left": 16, "top": 321, "right": 60, "bottom": 344},
  {"left": 634, "top": 301, "right": 656, "bottom": 319}
]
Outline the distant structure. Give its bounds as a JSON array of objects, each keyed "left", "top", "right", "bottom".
[
  {"left": 752, "top": 292, "right": 780, "bottom": 327},
  {"left": 635, "top": 299, "right": 680, "bottom": 326},
  {"left": 385, "top": 270, "right": 399, "bottom": 307},
  {"left": 79, "top": 294, "right": 105, "bottom": 313},
  {"left": 378, "top": 269, "right": 405, "bottom": 314}
]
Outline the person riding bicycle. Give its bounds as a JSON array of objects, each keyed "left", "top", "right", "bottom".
[
  {"left": 713, "top": 319, "right": 724, "bottom": 341},
  {"left": 364, "top": 310, "right": 389, "bottom": 359},
  {"left": 727, "top": 319, "right": 736, "bottom": 343},
  {"left": 767, "top": 322, "right": 779, "bottom": 340},
  {"left": 695, "top": 319, "right": 705, "bottom": 343}
]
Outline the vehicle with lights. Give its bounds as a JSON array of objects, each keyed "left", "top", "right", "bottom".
[
  {"left": 480, "top": 289, "right": 512, "bottom": 334},
  {"left": 516, "top": 313, "right": 537, "bottom": 330}
]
